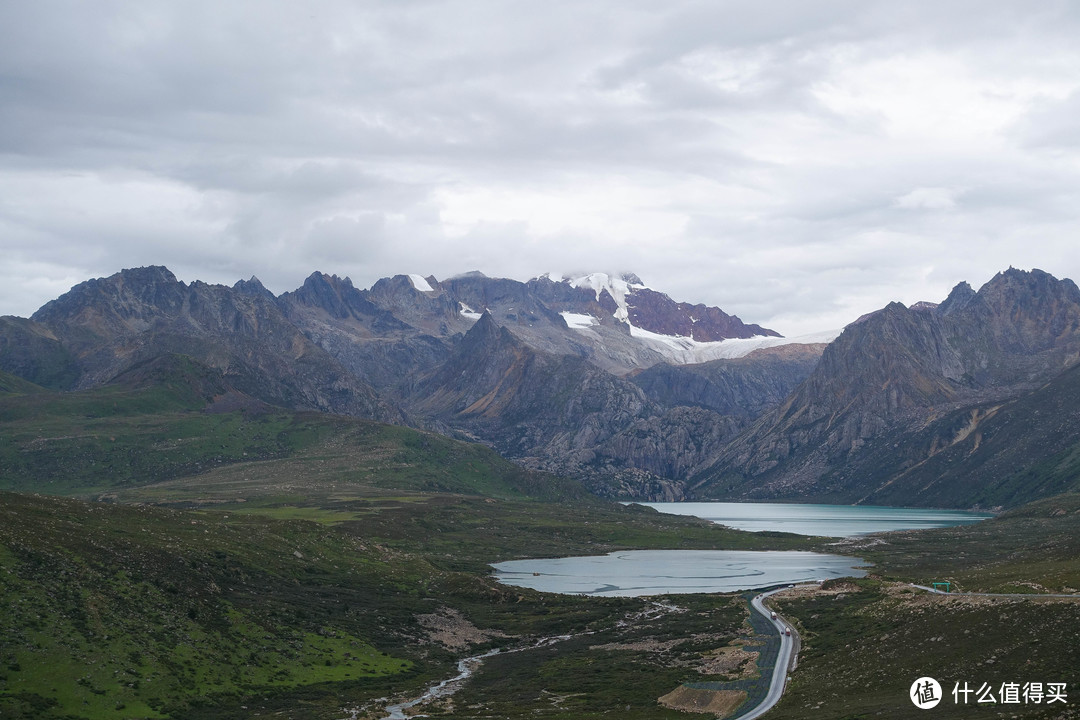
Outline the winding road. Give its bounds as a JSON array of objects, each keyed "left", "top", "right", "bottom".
[
  {"left": 731, "top": 586, "right": 802, "bottom": 720},
  {"left": 728, "top": 582, "right": 1080, "bottom": 720}
]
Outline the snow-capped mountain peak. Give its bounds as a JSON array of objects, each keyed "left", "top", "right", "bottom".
[{"left": 561, "top": 272, "right": 646, "bottom": 323}]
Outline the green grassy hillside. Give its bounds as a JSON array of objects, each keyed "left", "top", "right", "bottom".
[
  {"left": 0, "top": 491, "right": 807, "bottom": 719},
  {"left": 764, "top": 495, "right": 1080, "bottom": 719},
  {"left": 854, "top": 491, "right": 1080, "bottom": 594},
  {"left": 770, "top": 578, "right": 1080, "bottom": 720},
  {"left": 4, "top": 353, "right": 1079, "bottom": 719},
  {"left": 0, "top": 370, "right": 47, "bottom": 396},
  {"left": 0, "top": 492, "right": 430, "bottom": 718},
  {"left": 0, "top": 354, "right": 587, "bottom": 502},
  {"left": 0, "top": 356, "right": 811, "bottom": 718}
]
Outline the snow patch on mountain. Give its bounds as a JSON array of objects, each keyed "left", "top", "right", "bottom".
[
  {"left": 560, "top": 312, "right": 599, "bottom": 329},
  {"left": 459, "top": 302, "right": 482, "bottom": 320},
  {"left": 628, "top": 325, "right": 840, "bottom": 363},
  {"left": 408, "top": 274, "right": 434, "bottom": 292},
  {"left": 566, "top": 272, "right": 645, "bottom": 323}
]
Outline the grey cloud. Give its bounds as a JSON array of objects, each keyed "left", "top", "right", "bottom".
[
  {"left": 306, "top": 214, "right": 389, "bottom": 265},
  {"left": 3, "top": 1, "right": 1080, "bottom": 335},
  {"left": 1015, "top": 89, "right": 1080, "bottom": 150}
]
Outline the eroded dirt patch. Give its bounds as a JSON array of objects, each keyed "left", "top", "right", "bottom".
[
  {"left": 659, "top": 685, "right": 747, "bottom": 718},
  {"left": 417, "top": 607, "right": 508, "bottom": 651},
  {"left": 698, "top": 643, "right": 759, "bottom": 678},
  {"left": 773, "top": 580, "right": 863, "bottom": 600}
]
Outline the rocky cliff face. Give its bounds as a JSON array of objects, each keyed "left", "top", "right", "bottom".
[
  {"left": 622, "top": 286, "right": 780, "bottom": 341},
  {"left": 394, "top": 311, "right": 822, "bottom": 499},
  {"left": 25, "top": 267, "right": 402, "bottom": 423},
  {"left": 402, "top": 313, "right": 670, "bottom": 496},
  {"left": 365, "top": 274, "right": 472, "bottom": 337},
  {"left": 276, "top": 272, "right": 452, "bottom": 393},
  {"left": 525, "top": 273, "right": 779, "bottom": 340},
  {"left": 630, "top": 345, "right": 824, "bottom": 418},
  {"left": 851, "top": 361, "right": 1080, "bottom": 508},
  {"left": 3, "top": 265, "right": 810, "bottom": 499},
  {"left": 8, "top": 264, "right": 1080, "bottom": 508},
  {"left": 691, "top": 268, "right": 1080, "bottom": 506}
]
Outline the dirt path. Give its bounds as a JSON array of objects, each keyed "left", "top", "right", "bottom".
[{"left": 911, "top": 583, "right": 1080, "bottom": 599}]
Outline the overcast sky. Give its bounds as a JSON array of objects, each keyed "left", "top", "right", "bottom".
[{"left": 4, "top": 1, "right": 1080, "bottom": 336}]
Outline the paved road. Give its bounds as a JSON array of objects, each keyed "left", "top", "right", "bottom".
[
  {"left": 726, "top": 583, "right": 1078, "bottom": 720},
  {"left": 732, "top": 587, "right": 800, "bottom": 720},
  {"left": 911, "top": 584, "right": 1080, "bottom": 599}
]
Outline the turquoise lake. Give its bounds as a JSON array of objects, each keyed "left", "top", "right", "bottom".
[{"left": 631, "top": 501, "right": 993, "bottom": 537}]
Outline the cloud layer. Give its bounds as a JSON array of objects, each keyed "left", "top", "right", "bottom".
[{"left": 4, "top": 1, "right": 1080, "bottom": 335}]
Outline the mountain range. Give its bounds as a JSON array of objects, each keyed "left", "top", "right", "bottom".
[{"left": 4, "top": 265, "right": 1080, "bottom": 509}]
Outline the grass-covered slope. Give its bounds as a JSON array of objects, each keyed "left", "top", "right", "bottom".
[
  {"left": 762, "top": 495, "right": 1080, "bottom": 720},
  {"left": 770, "top": 578, "right": 1080, "bottom": 720},
  {"left": 0, "top": 353, "right": 814, "bottom": 718},
  {"left": 0, "top": 492, "right": 437, "bottom": 719},
  {"left": 0, "top": 316, "right": 79, "bottom": 390},
  {"left": 0, "top": 492, "right": 809, "bottom": 718},
  {"left": 0, "top": 354, "right": 587, "bottom": 502},
  {"left": 849, "top": 491, "right": 1080, "bottom": 594},
  {"left": 5, "top": 351, "right": 1080, "bottom": 720},
  {"left": 0, "top": 369, "right": 47, "bottom": 396}
]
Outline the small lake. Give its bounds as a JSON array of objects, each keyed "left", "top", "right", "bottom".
[
  {"left": 491, "top": 550, "right": 867, "bottom": 597},
  {"left": 632, "top": 502, "right": 993, "bottom": 537}
]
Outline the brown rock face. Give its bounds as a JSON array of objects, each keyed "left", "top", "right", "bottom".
[
  {"left": 626, "top": 287, "right": 781, "bottom": 341},
  {"left": 0, "top": 265, "right": 821, "bottom": 500},
  {"left": 526, "top": 274, "right": 782, "bottom": 341},
  {"left": 692, "top": 268, "right": 1080, "bottom": 507},
  {"left": 25, "top": 266, "right": 402, "bottom": 423}
]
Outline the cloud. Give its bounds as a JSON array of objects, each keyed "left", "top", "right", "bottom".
[
  {"left": 2, "top": 1, "right": 1080, "bottom": 336},
  {"left": 1016, "top": 89, "right": 1080, "bottom": 149},
  {"left": 895, "top": 187, "right": 960, "bottom": 210}
]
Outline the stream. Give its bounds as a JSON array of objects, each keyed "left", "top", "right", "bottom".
[
  {"left": 381, "top": 647, "right": 502, "bottom": 720},
  {"left": 343, "top": 602, "right": 678, "bottom": 719}
]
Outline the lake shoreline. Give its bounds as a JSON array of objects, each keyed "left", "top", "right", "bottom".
[
  {"left": 491, "top": 549, "right": 869, "bottom": 597},
  {"left": 629, "top": 501, "right": 993, "bottom": 537}
]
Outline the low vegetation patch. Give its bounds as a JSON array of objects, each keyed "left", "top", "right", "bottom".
[{"left": 769, "top": 579, "right": 1080, "bottom": 720}]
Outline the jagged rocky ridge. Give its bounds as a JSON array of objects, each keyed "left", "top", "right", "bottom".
[
  {"left": 690, "top": 268, "right": 1080, "bottom": 508},
  {"left": 1, "top": 267, "right": 815, "bottom": 500},
  {"left": 22, "top": 267, "right": 403, "bottom": 423},
  {"left": 5, "top": 265, "right": 1080, "bottom": 508}
]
